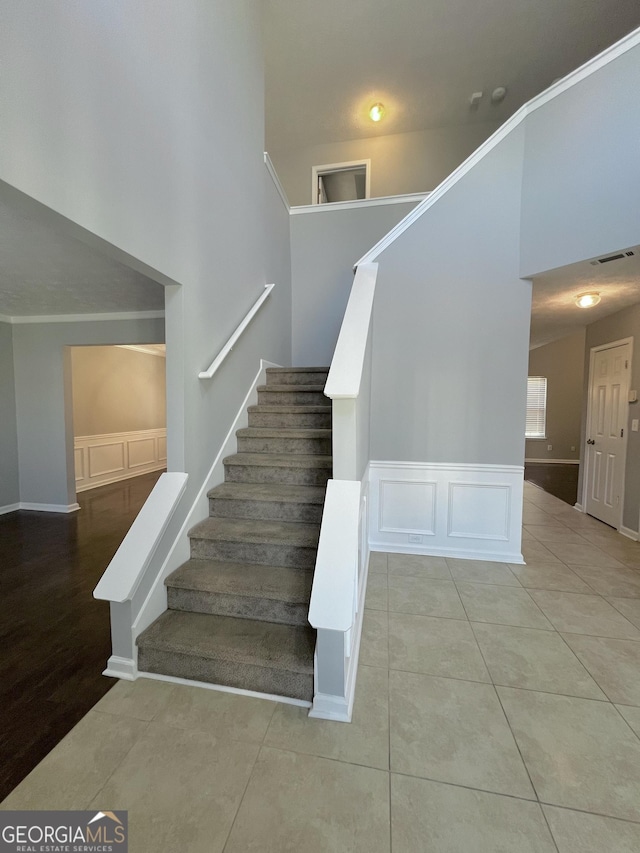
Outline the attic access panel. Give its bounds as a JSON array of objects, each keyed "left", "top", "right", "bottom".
[{"left": 311, "top": 160, "right": 371, "bottom": 204}]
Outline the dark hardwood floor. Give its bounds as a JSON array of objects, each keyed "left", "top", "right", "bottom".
[
  {"left": 524, "top": 462, "right": 579, "bottom": 506},
  {"left": 0, "top": 471, "right": 162, "bottom": 802}
]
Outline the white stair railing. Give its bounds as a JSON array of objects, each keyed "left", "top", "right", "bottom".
[{"left": 308, "top": 262, "right": 377, "bottom": 721}]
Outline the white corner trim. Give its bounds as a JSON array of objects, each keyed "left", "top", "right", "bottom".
[
  {"left": 574, "top": 503, "right": 585, "bottom": 512},
  {"left": 0, "top": 503, "right": 20, "bottom": 516},
  {"left": 291, "top": 192, "right": 429, "bottom": 215},
  {"left": 264, "top": 152, "right": 291, "bottom": 211},
  {"left": 103, "top": 655, "right": 138, "bottom": 681},
  {"left": 137, "top": 671, "right": 311, "bottom": 708},
  {"left": 8, "top": 310, "right": 165, "bottom": 325},
  {"left": 620, "top": 525, "right": 639, "bottom": 542},
  {"left": 355, "top": 26, "right": 640, "bottom": 267},
  {"left": 19, "top": 502, "right": 81, "bottom": 513},
  {"left": 525, "top": 458, "right": 580, "bottom": 464}
]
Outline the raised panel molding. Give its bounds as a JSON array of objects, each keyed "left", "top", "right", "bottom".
[
  {"left": 369, "top": 461, "right": 524, "bottom": 563},
  {"left": 75, "top": 428, "right": 167, "bottom": 492}
]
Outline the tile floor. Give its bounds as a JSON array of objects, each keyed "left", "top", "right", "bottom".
[{"left": 3, "top": 482, "right": 640, "bottom": 851}]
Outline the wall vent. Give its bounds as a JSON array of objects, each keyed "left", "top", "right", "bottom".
[{"left": 590, "top": 249, "right": 635, "bottom": 266}]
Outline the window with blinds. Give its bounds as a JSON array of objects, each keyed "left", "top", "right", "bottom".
[{"left": 526, "top": 377, "right": 547, "bottom": 438}]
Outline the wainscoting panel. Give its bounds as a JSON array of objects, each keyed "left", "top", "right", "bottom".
[
  {"left": 75, "top": 428, "right": 167, "bottom": 492},
  {"left": 369, "top": 461, "right": 524, "bottom": 563}
]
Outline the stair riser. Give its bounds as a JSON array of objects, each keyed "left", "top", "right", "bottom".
[
  {"left": 248, "top": 411, "right": 332, "bottom": 429},
  {"left": 236, "top": 435, "right": 332, "bottom": 455},
  {"left": 168, "top": 587, "right": 309, "bottom": 626},
  {"left": 224, "top": 464, "right": 331, "bottom": 487},
  {"left": 266, "top": 371, "right": 328, "bottom": 386},
  {"left": 258, "top": 389, "right": 330, "bottom": 406},
  {"left": 190, "top": 538, "right": 318, "bottom": 568},
  {"left": 209, "top": 497, "right": 324, "bottom": 524},
  {"left": 138, "top": 647, "right": 313, "bottom": 701}
]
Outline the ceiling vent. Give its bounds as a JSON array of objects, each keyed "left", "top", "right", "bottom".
[{"left": 590, "top": 250, "right": 635, "bottom": 266}]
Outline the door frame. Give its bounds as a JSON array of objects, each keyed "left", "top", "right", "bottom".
[
  {"left": 580, "top": 335, "right": 633, "bottom": 530},
  {"left": 311, "top": 160, "right": 371, "bottom": 205}
]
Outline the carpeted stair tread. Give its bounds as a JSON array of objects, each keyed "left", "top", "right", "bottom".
[
  {"left": 207, "top": 482, "right": 326, "bottom": 504},
  {"left": 248, "top": 404, "right": 331, "bottom": 414},
  {"left": 266, "top": 366, "right": 329, "bottom": 374},
  {"left": 224, "top": 452, "right": 332, "bottom": 469},
  {"left": 167, "top": 559, "right": 313, "bottom": 603},
  {"left": 188, "top": 516, "right": 320, "bottom": 546},
  {"left": 137, "top": 610, "right": 315, "bottom": 674},
  {"left": 257, "top": 383, "right": 327, "bottom": 394},
  {"left": 236, "top": 427, "right": 331, "bottom": 440}
]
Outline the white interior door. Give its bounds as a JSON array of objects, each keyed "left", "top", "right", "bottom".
[{"left": 585, "top": 341, "right": 630, "bottom": 528}]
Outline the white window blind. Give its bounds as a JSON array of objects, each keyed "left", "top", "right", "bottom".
[{"left": 526, "top": 377, "right": 547, "bottom": 438}]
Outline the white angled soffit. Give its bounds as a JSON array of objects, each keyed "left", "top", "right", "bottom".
[{"left": 355, "top": 26, "right": 640, "bottom": 268}]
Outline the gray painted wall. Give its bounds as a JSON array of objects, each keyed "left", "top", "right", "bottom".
[
  {"left": 272, "top": 122, "right": 502, "bottom": 207},
  {"left": 520, "top": 46, "right": 640, "bottom": 277},
  {"left": 290, "top": 201, "right": 418, "bottom": 366},
  {"left": 0, "top": 322, "right": 19, "bottom": 508},
  {"left": 580, "top": 303, "right": 640, "bottom": 532},
  {"left": 526, "top": 330, "right": 585, "bottom": 461},
  {"left": 371, "top": 127, "right": 532, "bottom": 465},
  {"left": 71, "top": 346, "right": 166, "bottom": 436},
  {"left": 12, "top": 318, "right": 165, "bottom": 507},
  {"left": 1, "top": 1, "right": 292, "bottom": 522}
]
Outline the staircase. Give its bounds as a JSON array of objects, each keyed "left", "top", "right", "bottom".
[{"left": 136, "top": 367, "right": 332, "bottom": 701}]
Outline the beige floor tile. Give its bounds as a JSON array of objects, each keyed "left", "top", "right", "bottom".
[
  {"left": 360, "top": 609, "right": 389, "bottom": 668},
  {"left": 608, "top": 596, "right": 640, "bottom": 628},
  {"left": 392, "top": 775, "right": 556, "bottom": 853},
  {"left": 524, "top": 526, "right": 590, "bottom": 545},
  {"left": 543, "top": 805, "right": 640, "bottom": 853},
  {"left": 365, "top": 572, "right": 388, "bottom": 610},
  {"left": 263, "top": 665, "right": 389, "bottom": 770},
  {"left": 447, "top": 558, "right": 521, "bottom": 586},
  {"left": 0, "top": 711, "right": 147, "bottom": 810},
  {"left": 616, "top": 703, "right": 640, "bottom": 737},
  {"left": 521, "top": 541, "right": 563, "bottom": 565},
  {"left": 568, "top": 563, "right": 640, "bottom": 598},
  {"left": 369, "top": 551, "right": 388, "bottom": 574},
  {"left": 560, "top": 633, "right": 640, "bottom": 706},
  {"left": 389, "top": 612, "right": 490, "bottom": 682},
  {"left": 389, "top": 670, "right": 534, "bottom": 798},
  {"left": 498, "top": 686, "right": 640, "bottom": 820},
  {"left": 92, "top": 677, "right": 176, "bottom": 721},
  {"left": 543, "top": 541, "right": 625, "bottom": 568},
  {"left": 155, "top": 682, "right": 276, "bottom": 742},
  {"left": 92, "top": 722, "right": 258, "bottom": 853},
  {"left": 528, "top": 590, "right": 640, "bottom": 638},
  {"left": 457, "top": 582, "right": 552, "bottom": 630},
  {"left": 509, "top": 562, "right": 592, "bottom": 593},
  {"left": 472, "top": 623, "right": 605, "bottom": 699},
  {"left": 388, "top": 553, "right": 450, "bottom": 579},
  {"left": 388, "top": 575, "right": 466, "bottom": 619},
  {"left": 224, "top": 747, "right": 390, "bottom": 853}
]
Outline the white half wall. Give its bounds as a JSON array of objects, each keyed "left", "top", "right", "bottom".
[{"left": 369, "top": 462, "right": 524, "bottom": 563}]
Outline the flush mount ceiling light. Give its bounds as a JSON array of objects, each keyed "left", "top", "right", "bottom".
[
  {"left": 369, "top": 103, "right": 385, "bottom": 122},
  {"left": 575, "top": 292, "right": 601, "bottom": 308}
]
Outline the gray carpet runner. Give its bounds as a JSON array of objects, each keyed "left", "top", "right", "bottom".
[{"left": 137, "top": 367, "right": 331, "bottom": 701}]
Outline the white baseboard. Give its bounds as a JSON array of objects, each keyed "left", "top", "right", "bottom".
[
  {"left": 103, "top": 655, "right": 137, "bottom": 680},
  {"left": 368, "top": 461, "right": 524, "bottom": 564},
  {"left": 129, "top": 359, "right": 281, "bottom": 650},
  {"left": 574, "top": 502, "right": 585, "bottom": 512},
  {"left": 620, "top": 525, "right": 639, "bottom": 542},
  {"left": 137, "top": 671, "right": 312, "bottom": 709},
  {"left": 525, "top": 458, "right": 580, "bottom": 464},
  {"left": 0, "top": 502, "right": 20, "bottom": 516},
  {"left": 20, "top": 502, "right": 81, "bottom": 513}
]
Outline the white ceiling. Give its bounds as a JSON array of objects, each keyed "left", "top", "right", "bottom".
[{"left": 264, "top": 0, "right": 640, "bottom": 153}]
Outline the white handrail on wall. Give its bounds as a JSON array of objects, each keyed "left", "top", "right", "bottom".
[
  {"left": 94, "top": 471, "right": 188, "bottom": 603},
  {"left": 198, "top": 283, "right": 275, "bottom": 379},
  {"left": 308, "top": 479, "right": 362, "bottom": 722}
]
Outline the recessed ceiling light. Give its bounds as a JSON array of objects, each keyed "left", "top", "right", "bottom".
[
  {"left": 369, "top": 103, "right": 385, "bottom": 122},
  {"left": 575, "top": 292, "right": 601, "bottom": 308}
]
